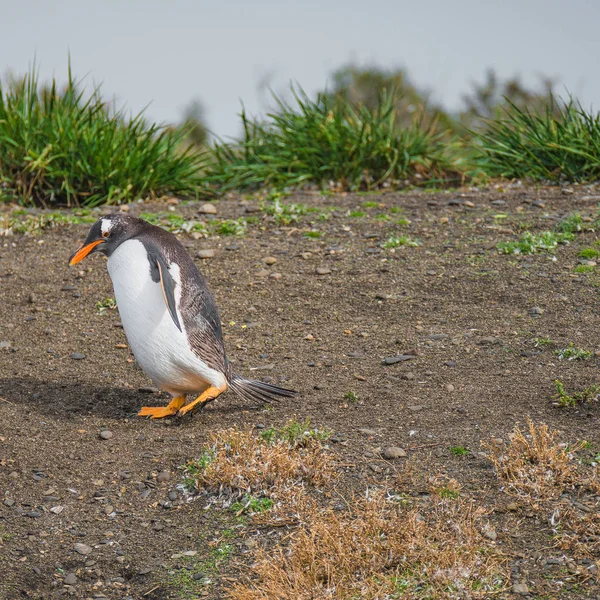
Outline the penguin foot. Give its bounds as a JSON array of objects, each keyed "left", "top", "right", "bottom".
[
  {"left": 138, "top": 395, "right": 186, "bottom": 419},
  {"left": 177, "top": 385, "right": 226, "bottom": 417}
]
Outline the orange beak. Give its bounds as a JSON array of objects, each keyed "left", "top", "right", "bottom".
[{"left": 68, "top": 239, "right": 105, "bottom": 266}]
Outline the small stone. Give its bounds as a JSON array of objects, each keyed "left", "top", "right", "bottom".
[
  {"left": 64, "top": 573, "right": 77, "bottom": 585},
  {"left": 446, "top": 383, "right": 455, "bottom": 393},
  {"left": 529, "top": 306, "right": 544, "bottom": 316},
  {"left": 26, "top": 510, "right": 42, "bottom": 518},
  {"left": 255, "top": 269, "right": 270, "bottom": 277},
  {"left": 482, "top": 524, "right": 497, "bottom": 540},
  {"left": 382, "top": 355, "right": 415, "bottom": 365},
  {"left": 300, "top": 252, "right": 312, "bottom": 259},
  {"left": 408, "top": 405, "right": 424, "bottom": 411},
  {"left": 196, "top": 249, "right": 215, "bottom": 259},
  {"left": 270, "top": 272, "right": 282, "bottom": 280},
  {"left": 491, "top": 199, "right": 506, "bottom": 206},
  {"left": 198, "top": 203, "right": 217, "bottom": 214},
  {"left": 511, "top": 582, "right": 529, "bottom": 595},
  {"left": 3, "top": 498, "right": 15, "bottom": 507},
  {"left": 444, "top": 360, "right": 457, "bottom": 367},
  {"left": 0, "top": 340, "right": 11, "bottom": 349},
  {"left": 263, "top": 256, "right": 277, "bottom": 265},
  {"left": 71, "top": 353, "right": 85, "bottom": 360},
  {"left": 50, "top": 506, "right": 64, "bottom": 514},
  {"left": 157, "top": 470, "right": 170, "bottom": 483},
  {"left": 315, "top": 267, "right": 331, "bottom": 275},
  {"left": 368, "top": 463, "right": 382, "bottom": 473},
  {"left": 402, "top": 372, "right": 415, "bottom": 380},
  {"left": 74, "top": 543, "right": 92, "bottom": 556},
  {"left": 358, "top": 428, "right": 377, "bottom": 436},
  {"left": 99, "top": 430, "right": 113, "bottom": 440},
  {"left": 383, "top": 447, "right": 407, "bottom": 459}
]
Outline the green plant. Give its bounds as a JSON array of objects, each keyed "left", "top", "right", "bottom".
[
  {"left": 304, "top": 230, "right": 322, "bottom": 239},
  {"left": 396, "top": 216, "right": 411, "bottom": 226},
  {"left": 95, "top": 297, "right": 117, "bottom": 313},
  {"left": 554, "top": 343, "right": 592, "bottom": 361},
  {"left": 575, "top": 264, "right": 595, "bottom": 273},
  {"left": 384, "top": 235, "right": 420, "bottom": 248},
  {"left": 344, "top": 391, "right": 359, "bottom": 404},
  {"left": 554, "top": 380, "right": 600, "bottom": 407},
  {"left": 450, "top": 446, "right": 469, "bottom": 457},
  {"left": 497, "top": 230, "right": 573, "bottom": 255},
  {"left": 579, "top": 247, "right": 600, "bottom": 259},
  {"left": 261, "top": 198, "right": 308, "bottom": 225},
  {"left": 0, "top": 65, "right": 206, "bottom": 206},
  {"left": 349, "top": 210, "right": 366, "bottom": 218},
  {"left": 230, "top": 495, "right": 274, "bottom": 515},
  {"left": 474, "top": 97, "right": 600, "bottom": 183},
  {"left": 533, "top": 336, "right": 554, "bottom": 347},
  {"left": 213, "top": 219, "right": 247, "bottom": 236},
  {"left": 203, "top": 86, "right": 462, "bottom": 194},
  {"left": 437, "top": 487, "right": 461, "bottom": 499},
  {"left": 259, "top": 418, "right": 331, "bottom": 447}
]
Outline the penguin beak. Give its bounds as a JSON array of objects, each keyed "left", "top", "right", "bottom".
[{"left": 68, "top": 239, "right": 105, "bottom": 266}]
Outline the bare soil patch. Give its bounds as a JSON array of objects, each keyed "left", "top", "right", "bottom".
[{"left": 1, "top": 185, "right": 600, "bottom": 599}]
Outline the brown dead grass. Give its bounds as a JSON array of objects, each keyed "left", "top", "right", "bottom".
[
  {"left": 183, "top": 420, "right": 335, "bottom": 503},
  {"left": 484, "top": 418, "right": 600, "bottom": 564},
  {"left": 482, "top": 418, "right": 584, "bottom": 501},
  {"left": 229, "top": 490, "right": 508, "bottom": 600}
]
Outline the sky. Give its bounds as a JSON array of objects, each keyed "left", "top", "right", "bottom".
[{"left": 2, "top": 0, "right": 599, "bottom": 139}]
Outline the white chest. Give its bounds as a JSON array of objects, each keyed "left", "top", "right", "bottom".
[{"left": 106, "top": 239, "right": 224, "bottom": 395}]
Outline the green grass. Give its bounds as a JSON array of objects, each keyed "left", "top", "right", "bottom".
[
  {"left": 95, "top": 297, "right": 117, "bottom": 313},
  {"left": 203, "top": 86, "right": 462, "bottom": 193},
  {"left": 213, "top": 218, "right": 247, "bottom": 236},
  {"left": 450, "top": 446, "right": 469, "bottom": 457},
  {"left": 474, "top": 97, "right": 600, "bottom": 182},
  {"left": 437, "top": 487, "right": 461, "bottom": 499},
  {"left": 554, "top": 343, "right": 592, "bottom": 361},
  {"left": 261, "top": 198, "right": 309, "bottom": 225},
  {"left": 497, "top": 230, "right": 574, "bottom": 255},
  {"left": 0, "top": 209, "right": 96, "bottom": 235},
  {"left": 349, "top": 210, "right": 366, "bottom": 218},
  {"left": 0, "top": 65, "right": 206, "bottom": 206},
  {"left": 230, "top": 495, "right": 274, "bottom": 515},
  {"left": 554, "top": 380, "right": 600, "bottom": 407},
  {"left": 304, "top": 230, "right": 322, "bottom": 239},
  {"left": 344, "top": 391, "right": 359, "bottom": 404},
  {"left": 575, "top": 264, "right": 595, "bottom": 273},
  {"left": 579, "top": 247, "right": 600, "bottom": 259},
  {"left": 259, "top": 418, "right": 331, "bottom": 448},
  {"left": 533, "top": 336, "right": 554, "bottom": 348},
  {"left": 384, "top": 235, "right": 420, "bottom": 249}
]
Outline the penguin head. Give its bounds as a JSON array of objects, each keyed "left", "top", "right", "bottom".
[{"left": 68, "top": 214, "right": 143, "bottom": 265}]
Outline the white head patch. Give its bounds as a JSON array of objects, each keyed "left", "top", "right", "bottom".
[{"left": 100, "top": 218, "right": 113, "bottom": 235}]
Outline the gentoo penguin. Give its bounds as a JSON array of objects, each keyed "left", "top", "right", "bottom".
[{"left": 68, "top": 214, "right": 295, "bottom": 418}]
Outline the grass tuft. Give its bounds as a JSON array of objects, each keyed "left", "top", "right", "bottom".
[
  {"left": 383, "top": 234, "right": 420, "bottom": 249},
  {"left": 497, "top": 230, "right": 573, "bottom": 255},
  {"left": 203, "top": 87, "right": 462, "bottom": 193},
  {"left": 554, "top": 343, "right": 592, "bottom": 361},
  {"left": 554, "top": 380, "right": 600, "bottom": 407},
  {"left": 0, "top": 66, "right": 206, "bottom": 206},
  {"left": 474, "top": 97, "right": 600, "bottom": 182}
]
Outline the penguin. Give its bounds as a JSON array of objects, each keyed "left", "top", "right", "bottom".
[{"left": 68, "top": 213, "right": 295, "bottom": 418}]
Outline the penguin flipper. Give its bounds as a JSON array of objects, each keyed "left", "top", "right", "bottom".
[{"left": 149, "top": 251, "right": 182, "bottom": 332}]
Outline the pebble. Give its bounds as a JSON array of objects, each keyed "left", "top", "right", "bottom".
[
  {"left": 368, "top": 463, "right": 382, "bottom": 473},
  {"left": 99, "top": 430, "right": 113, "bottom": 440},
  {"left": 26, "top": 510, "right": 42, "bottom": 518},
  {"left": 196, "top": 249, "right": 215, "bottom": 259},
  {"left": 315, "top": 267, "right": 331, "bottom": 275},
  {"left": 263, "top": 256, "right": 277, "bottom": 265},
  {"left": 529, "top": 306, "right": 544, "bottom": 316},
  {"left": 255, "top": 269, "right": 270, "bottom": 277},
  {"left": 382, "top": 355, "right": 415, "bottom": 365},
  {"left": 198, "top": 203, "right": 217, "bottom": 214},
  {"left": 157, "top": 470, "right": 170, "bottom": 483},
  {"left": 481, "top": 524, "right": 497, "bottom": 540},
  {"left": 383, "top": 447, "right": 407, "bottom": 459},
  {"left": 402, "top": 372, "right": 415, "bottom": 380},
  {"left": 446, "top": 383, "right": 455, "bottom": 393},
  {"left": 511, "top": 582, "right": 529, "bottom": 595},
  {"left": 491, "top": 199, "right": 506, "bottom": 206},
  {"left": 358, "top": 428, "right": 377, "bottom": 436},
  {"left": 64, "top": 573, "right": 77, "bottom": 585},
  {"left": 270, "top": 272, "right": 282, "bottom": 280},
  {"left": 71, "top": 353, "right": 85, "bottom": 360},
  {"left": 74, "top": 543, "right": 92, "bottom": 555},
  {"left": 408, "top": 405, "right": 424, "bottom": 411}
]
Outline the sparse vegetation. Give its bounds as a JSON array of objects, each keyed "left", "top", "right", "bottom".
[
  {"left": 497, "top": 230, "right": 573, "bottom": 255},
  {"left": 95, "top": 297, "right": 117, "bottom": 313},
  {"left": 383, "top": 234, "right": 420, "bottom": 249},
  {"left": 0, "top": 66, "right": 206, "bottom": 206},
  {"left": 554, "top": 343, "right": 592, "bottom": 361},
  {"left": 450, "top": 445, "right": 469, "bottom": 456},
  {"left": 554, "top": 380, "right": 600, "bottom": 407}
]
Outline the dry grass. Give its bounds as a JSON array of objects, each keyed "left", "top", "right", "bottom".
[
  {"left": 228, "top": 489, "right": 507, "bottom": 600},
  {"left": 484, "top": 419, "right": 600, "bottom": 564},
  {"left": 482, "top": 418, "right": 584, "bottom": 501},
  {"left": 183, "top": 419, "right": 335, "bottom": 506}
]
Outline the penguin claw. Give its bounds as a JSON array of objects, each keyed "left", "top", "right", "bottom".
[{"left": 137, "top": 406, "right": 178, "bottom": 419}]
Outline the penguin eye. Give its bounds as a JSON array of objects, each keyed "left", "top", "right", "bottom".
[{"left": 102, "top": 230, "right": 110, "bottom": 238}]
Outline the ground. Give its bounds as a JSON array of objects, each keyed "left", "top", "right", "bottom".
[{"left": 1, "top": 185, "right": 600, "bottom": 599}]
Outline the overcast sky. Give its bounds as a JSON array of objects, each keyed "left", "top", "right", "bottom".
[{"left": 2, "top": 0, "right": 599, "bottom": 138}]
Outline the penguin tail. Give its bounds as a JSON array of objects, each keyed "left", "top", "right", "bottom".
[{"left": 228, "top": 372, "right": 296, "bottom": 405}]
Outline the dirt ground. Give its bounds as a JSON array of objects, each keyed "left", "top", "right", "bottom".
[{"left": 1, "top": 185, "right": 600, "bottom": 599}]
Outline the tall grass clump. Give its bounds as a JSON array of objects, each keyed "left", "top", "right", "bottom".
[
  {"left": 0, "top": 66, "right": 206, "bottom": 206},
  {"left": 474, "top": 97, "right": 600, "bottom": 182},
  {"left": 204, "top": 87, "right": 463, "bottom": 193}
]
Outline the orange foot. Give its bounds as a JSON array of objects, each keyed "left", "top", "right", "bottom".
[
  {"left": 177, "top": 385, "right": 226, "bottom": 417},
  {"left": 138, "top": 395, "right": 186, "bottom": 419}
]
